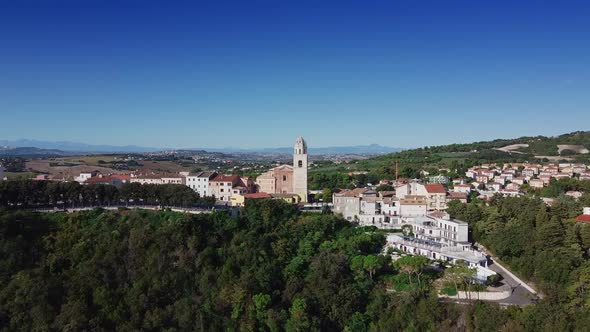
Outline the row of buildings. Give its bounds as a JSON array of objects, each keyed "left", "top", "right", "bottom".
[
  {"left": 330, "top": 185, "right": 493, "bottom": 278},
  {"left": 332, "top": 182, "right": 454, "bottom": 227},
  {"left": 460, "top": 162, "right": 590, "bottom": 200},
  {"left": 331, "top": 161, "right": 588, "bottom": 278},
  {"left": 68, "top": 137, "right": 311, "bottom": 205}
]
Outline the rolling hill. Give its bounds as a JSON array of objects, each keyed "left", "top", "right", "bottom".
[{"left": 310, "top": 131, "right": 590, "bottom": 179}]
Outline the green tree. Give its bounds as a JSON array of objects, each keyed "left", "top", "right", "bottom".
[
  {"left": 321, "top": 188, "right": 333, "bottom": 203},
  {"left": 285, "top": 298, "right": 315, "bottom": 332}
]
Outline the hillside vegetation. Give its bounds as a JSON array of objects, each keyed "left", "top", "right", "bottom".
[
  {"left": 3, "top": 198, "right": 590, "bottom": 331},
  {"left": 309, "top": 131, "right": 590, "bottom": 190}
]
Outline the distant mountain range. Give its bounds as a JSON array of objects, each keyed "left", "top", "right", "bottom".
[
  {"left": 200, "top": 144, "right": 403, "bottom": 155},
  {"left": 0, "top": 139, "right": 158, "bottom": 153},
  {"left": 0, "top": 139, "right": 403, "bottom": 156},
  {"left": 0, "top": 146, "right": 74, "bottom": 157}
]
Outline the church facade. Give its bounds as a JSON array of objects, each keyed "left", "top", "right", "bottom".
[{"left": 256, "top": 136, "right": 308, "bottom": 202}]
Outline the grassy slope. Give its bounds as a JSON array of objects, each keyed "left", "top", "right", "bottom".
[{"left": 312, "top": 131, "right": 590, "bottom": 176}]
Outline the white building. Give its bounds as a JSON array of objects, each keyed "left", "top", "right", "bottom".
[
  {"left": 529, "top": 179, "right": 544, "bottom": 189},
  {"left": 386, "top": 214, "right": 494, "bottom": 280},
  {"left": 161, "top": 175, "right": 185, "bottom": 185},
  {"left": 130, "top": 175, "right": 164, "bottom": 185},
  {"left": 186, "top": 171, "right": 217, "bottom": 198},
  {"left": 333, "top": 188, "right": 402, "bottom": 228},
  {"left": 332, "top": 188, "right": 372, "bottom": 221},
  {"left": 428, "top": 175, "right": 449, "bottom": 184},
  {"left": 74, "top": 171, "right": 99, "bottom": 183},
  {"left": 395, "top": 182, "right": 447, "bottom": 211},
  {"left": 398, "top": 195, "right": 428, "bottom": 217},
  {"left": 452, "top": 184, "right": 472, "bottom": 194},
  {"left": 487, "top": 182, "right": 502, "bottom": 191}
]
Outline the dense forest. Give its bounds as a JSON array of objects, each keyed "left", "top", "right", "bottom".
[
  {"left": 447, "top": 196, "right": 590, "bottom": 331},
  {"left": 2, "top": 198, "right": 590, "bottom": 331}
]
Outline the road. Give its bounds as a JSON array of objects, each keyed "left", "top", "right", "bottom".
[
  {"left": 486, "top": 260, "right": 538, "bottom": 306},
  {"left": 478, "top": 244, "right": 539, "bottom": 306}
]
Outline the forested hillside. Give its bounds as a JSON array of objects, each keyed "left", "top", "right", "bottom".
[
  {"left": 2, "top": 198, "right": 590, "bottom": 331},
  {"left": 0, "top": 202, "right": 441, "bottom": 331}
]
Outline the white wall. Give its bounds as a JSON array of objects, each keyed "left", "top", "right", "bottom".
[{"left": 399, "top": 204, "right": 427, "bottom": 217}]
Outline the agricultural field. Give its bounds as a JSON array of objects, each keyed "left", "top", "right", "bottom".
[{"left": 24, "top": 155, "right": 197, "bottom": 180}]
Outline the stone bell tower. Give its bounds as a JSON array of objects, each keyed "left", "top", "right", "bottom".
[{"left": 293, "top": 136, "right": 308, "bottom": 203}]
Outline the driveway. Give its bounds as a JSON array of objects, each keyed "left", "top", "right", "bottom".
[{"left": 487, "top": 260, "right": 538, "bottom": 306}]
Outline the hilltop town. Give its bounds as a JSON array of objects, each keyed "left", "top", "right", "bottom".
[{"left": 4, "top": 136, "right": 590, "bottom": 301}]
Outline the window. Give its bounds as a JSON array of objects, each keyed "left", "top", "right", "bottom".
[
  {"left": 283, "top": 175, "right": 287, "bottom": 181},
  {"left": 298, "top": 160, "right": 303, "bottom": 168}
]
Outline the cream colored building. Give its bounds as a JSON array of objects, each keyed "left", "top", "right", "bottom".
[
  {"left": 293, "top": 136, "right": 308, "bottom": 202},
  {"left": 161, "top": 175, "right": 185, "bottom": 185},
  {"left": 256, "top": 165, "right": 294, "bottom": 194},
  {"left": 255, "top": 136, "right": 309, "bottom": 202},
  {"left": 210, "top": 174, "right": 243, "bottom": 202},
  {"left": 130, "top": 175, "right": 164, "bottom": 185}
]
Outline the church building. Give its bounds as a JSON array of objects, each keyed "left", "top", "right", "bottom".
[{"left": 256, "top": 136, "right": 309, "bottom": 202}]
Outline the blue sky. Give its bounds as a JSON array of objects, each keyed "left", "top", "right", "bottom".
[{"left": 1, "top": 0, "right": 589, "bottom": 149}]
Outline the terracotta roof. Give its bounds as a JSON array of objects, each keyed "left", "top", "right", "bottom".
[
  {"left": 111, "top": 174, "right": 130, "bottom": 180},
  {"left": 424, "top": 184, "right": 446, "bottom": 194},
  {"left": 211, "top": 174, "right": 240, "bottom": 182},
  {"left": 244, "top": 192, "right": 272, "bottom": 199},
  {"left": 86, "top": 176, "right": 119, "bottom": 184},
  {"left": 448, "top": 192, "right": 468, "bottom": 199},
  {"left": 338, "top": 188, "right": 369, "bottom": 197},
  {"left": 576, "top": 215, "right": 590, "bottom": 223},
  {"left": 188, "top": 171, "right": 217, "bottom": 178},
  {"left": 428, "top": 210, "right": 448, "bottom": 218},
  {"left": 381, "top": 197, "right": 398, "bottom": 204}
]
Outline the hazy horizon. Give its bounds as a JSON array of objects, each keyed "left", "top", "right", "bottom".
[{"left": 2, "top": 1, "right": 589, "bottom": 148}]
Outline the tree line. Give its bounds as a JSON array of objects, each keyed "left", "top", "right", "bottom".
[{"left": 0, "top": 179, "right": 215, "bottom": 208}]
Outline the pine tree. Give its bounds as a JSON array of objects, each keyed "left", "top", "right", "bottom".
[
  {"left": 535, "top": 205, "right": 549, "bottom": 228},
  {"left": 536, "top": 216, "right": 564, "bottom": 248}
]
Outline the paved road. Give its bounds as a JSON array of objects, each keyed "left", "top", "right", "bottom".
[
  {"left": 474, "top": 243, "right": 540, "bottom": 306},
  {"left": 487, "top": 260, "right": 538, "bottom": 306}
]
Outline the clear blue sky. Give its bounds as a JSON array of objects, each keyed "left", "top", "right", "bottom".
[{"left": 1, "top": 0, "right": 589, "bottom": 149}]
